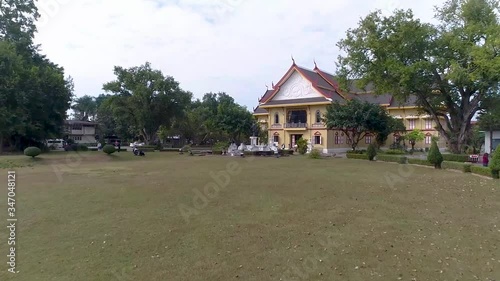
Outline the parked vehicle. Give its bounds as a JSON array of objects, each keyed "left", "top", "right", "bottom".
[
  {"left": 46, "top": 139, "right": 65, "bottom": 150},
  {"left": 129, "top": 142, "right": 145, "bottom": 147}
]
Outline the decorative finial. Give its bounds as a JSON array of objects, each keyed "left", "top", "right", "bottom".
[
  {"left": 291, "top": 55, "right": 295, "bottom": 65},
  {"left": 314, "top": 59, "right": 318, "bottom": 69},
  {"left": 272, "top": 81, "right": 275, "bottom": 88},
  {"left": 265, "top": 84, "right": 269, "bottom": 90}
]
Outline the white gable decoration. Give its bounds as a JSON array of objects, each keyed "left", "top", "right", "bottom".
[{"left": 271, "top": 71, "right": 324, "bottom": 101}]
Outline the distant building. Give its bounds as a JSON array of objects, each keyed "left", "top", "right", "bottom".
[
  {"left": 64, "top": 120, "right": 98, "bottom": 144},
  {"left": 253, "top": 61, "right": 447, "bottom": 153},
  {"left": 485, "top": 131, "right": 500, "bottom": 153}
]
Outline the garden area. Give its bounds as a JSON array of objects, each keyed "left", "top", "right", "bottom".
[{"left": 0, "top": 151, "right": 499, "bottom": 280}]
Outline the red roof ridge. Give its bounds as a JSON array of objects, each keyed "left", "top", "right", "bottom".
[{"left": 313, "top": 66, "right": 349, "bottom": 100}]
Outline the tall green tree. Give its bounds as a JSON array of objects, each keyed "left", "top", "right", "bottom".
[
  {"left": 324, "top": 99, "right": 395, "bottom": 150},
  {"left": 72, "top": 95, "right": 97, "bottom": 121},
  {"left": 376, "top": 116, "right": 406, "bottom": 148},
  {"left": 103, "top": 62, "right": 192, "bottom": 144},
  {"left": 0, "top": 0, "right": 73, "bottom": 152},
  {"left": 0, "top": 0, "right": 39, "bottom": 49},
  {"left": 336, "top": 0, "right": 500, "bottom": 153}
]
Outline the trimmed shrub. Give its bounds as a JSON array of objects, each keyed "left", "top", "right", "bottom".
[
  {"left": 490, "top": 145, "right": 500, "bottom": 179},
  {"left": 297, "top": 138, "right": 307, "bottom": 155},
  {"left": 442, "top": 161, "right": 472, "bottom": 173},
  {"left": 384, "top": 149, "right": 406, "bottom": 155},
  {"left": 346, "top": 150, "right": 366, "bottom": 154},
  {"left": 471, "top": 166, "right": 493, "bottom": 178},
  {"left": 309, "top": 149, "right": 321, "bottom": 159},
  {"left": 346, "top": 153, "right": 369, "bottom": 160},
  {"left": 278, "top": 150, "right": 294, "bottom": 156},
  {"left": 103, "top": 145, "right": 116, "bottom": 155},
  {"left": 376, "top": 155, "right": 407, "bottom": 164},
  {"left": 24, "top": 147, "right": 41, "bottom": 158},
  {"left": 407, "top": 158, "right": 433, "bottom": 166},
  {"left": 442, "top": 154, "right": 470, "bottom": 163},
  {"left": 77, "top": 144, "right": 89, "bottom": 151},
  {"left": 427, "top": 140, "right": 443, "bottom": 169},
  {"left": 160, "top": 148, "right": 182, "bottom": 152},
  {"left": 367, "top": 144, "right": 377, "bottom": 161}
]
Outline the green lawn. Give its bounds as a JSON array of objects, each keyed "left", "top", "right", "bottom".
[{"left": 0, "top": 152, "right": 499, "bottom": 280}]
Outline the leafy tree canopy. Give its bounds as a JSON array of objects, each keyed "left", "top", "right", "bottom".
[
  {"left": 102, "top": 62, "right": 193, "bottom": 145},
  {"left": 325, "top": 99, "right": 398, "bottom": 150},
  {"left": 336, "top": 0, "right": 500, "bottom": 153}
]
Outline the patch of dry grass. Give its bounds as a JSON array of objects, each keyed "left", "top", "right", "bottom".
[{"left": 0, "top": 152, "right": 499, "bottom": 280}]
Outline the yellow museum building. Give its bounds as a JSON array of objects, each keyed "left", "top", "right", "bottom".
[{"left": 252, "top": 61, "right": 445, "bottom": 153}]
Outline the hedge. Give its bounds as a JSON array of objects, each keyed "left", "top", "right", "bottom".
[
  {"left": 346, "top": 150, "right": 366, "bottom": 154},
  {"left": 383, "top": 149, "right": 406, "bottom": 155},
  {"left": 376, "top": 155, "right": 407, "bottom": 164},
  {"left": 471, "top": 166, "right": 492, "bottom": 178},
  {"left": 442, "top": 161, "right": 472, "bottom": 173},
  {"left": 160, "top": 148, "right": 181, "bottom": 152},
  {"left": 346, "top": 153, "right": 369, "bottom": 160},
  {"left": 407, "top": 158, "right": 433, "bottom": 166},
  {"left": 442, "top": 154, "right": 469, "bottom": 162}
]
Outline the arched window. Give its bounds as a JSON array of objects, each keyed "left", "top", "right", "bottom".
[
  {"left": 315, "top": 110, "right": 321, "bottom": 123},
  {"left": 274, "top": 113, "right": 279, "bottom": 124}
]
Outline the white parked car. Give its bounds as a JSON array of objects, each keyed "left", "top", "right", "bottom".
[{"left": 129, "top": 142, "right": 145, "bottom": 147}]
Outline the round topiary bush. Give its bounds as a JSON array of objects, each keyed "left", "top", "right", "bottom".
[
  {"left": 24, "top": 146, "right": 41, "bottom": 158},
  {"left": 427, "top": 140, "right": 443, "bottom": 169},
  {"left": 489, "top": 145, "right": 500, "bottom": 179},
  {"left": 102, "top": 144, "right": 116, "bottom": 155},
  {"left": 367, "top": 144, "right": 377, "bottom": 161}
]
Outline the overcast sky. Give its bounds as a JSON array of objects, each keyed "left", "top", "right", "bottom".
[{"left": 34, "top": 0, "right": 445, "bottom": 110}]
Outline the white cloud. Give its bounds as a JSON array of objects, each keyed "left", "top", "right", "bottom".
[{"left": 34, "top": 0, "right": 445, "bottom": 110}]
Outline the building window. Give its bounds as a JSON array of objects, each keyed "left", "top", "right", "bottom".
[
  {"left": 315, "top": 110, "right": 321, "bottom": 123},
  {"left": 273, "top": 135, "right": 279, "bottom": 143},
  {"left": 365, "top": 135, "right": 372, "bottom": 144},
  {"left": 314, "top": 135, "right": 322, "bottom": 145},
  {"left": 409, "top": 119, "right": 416, "bottom": 130},
  {"left": 346, "top": 137, "right": 351, "bottom": 144},
  {"left": 335, "top": 135, "right": 340, "bottom": 144},
  {"left": 72, "top": 124, "right": 82, "bottom": 130},
  {"left": 425, "top": 119, "right": 432, "bottom": 129},
  {"left": 274, "top": 113, "right": 279, "bottom": 124},
  {"left": 425, "top": 135, "right": 432, "bottom": 144}
]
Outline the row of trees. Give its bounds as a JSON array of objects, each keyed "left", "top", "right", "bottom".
[
  {"left": 71, "top": 63, "right": 257, "bottom": 146},
  {"left": 0, "top": 0, "right": 73, "bottom": 153}
]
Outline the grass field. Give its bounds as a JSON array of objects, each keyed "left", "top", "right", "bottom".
[{"left": 0, "top": 151, "right": 499, "bottom": 281}]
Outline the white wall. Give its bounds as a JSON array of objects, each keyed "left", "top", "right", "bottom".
[{"left": 484, "top": 131, "right": 500, "bottom": 153}]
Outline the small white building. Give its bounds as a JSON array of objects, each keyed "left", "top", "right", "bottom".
[
  {"left": 65, "top": 120, "right": 98, "bottom": 144},
  {"left": 484, "top": 130, "right": 500, "bottom": 153}
]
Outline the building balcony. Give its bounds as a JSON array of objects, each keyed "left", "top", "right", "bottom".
[
  {"left": 285, "top": 122, "right": 308, "bottom": 129},
  {"left": 271, "top": 123, "right": 283, "bottom": 129},
  {"left": 311, "top": 123, "right": 326, "bottom": 128}
]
